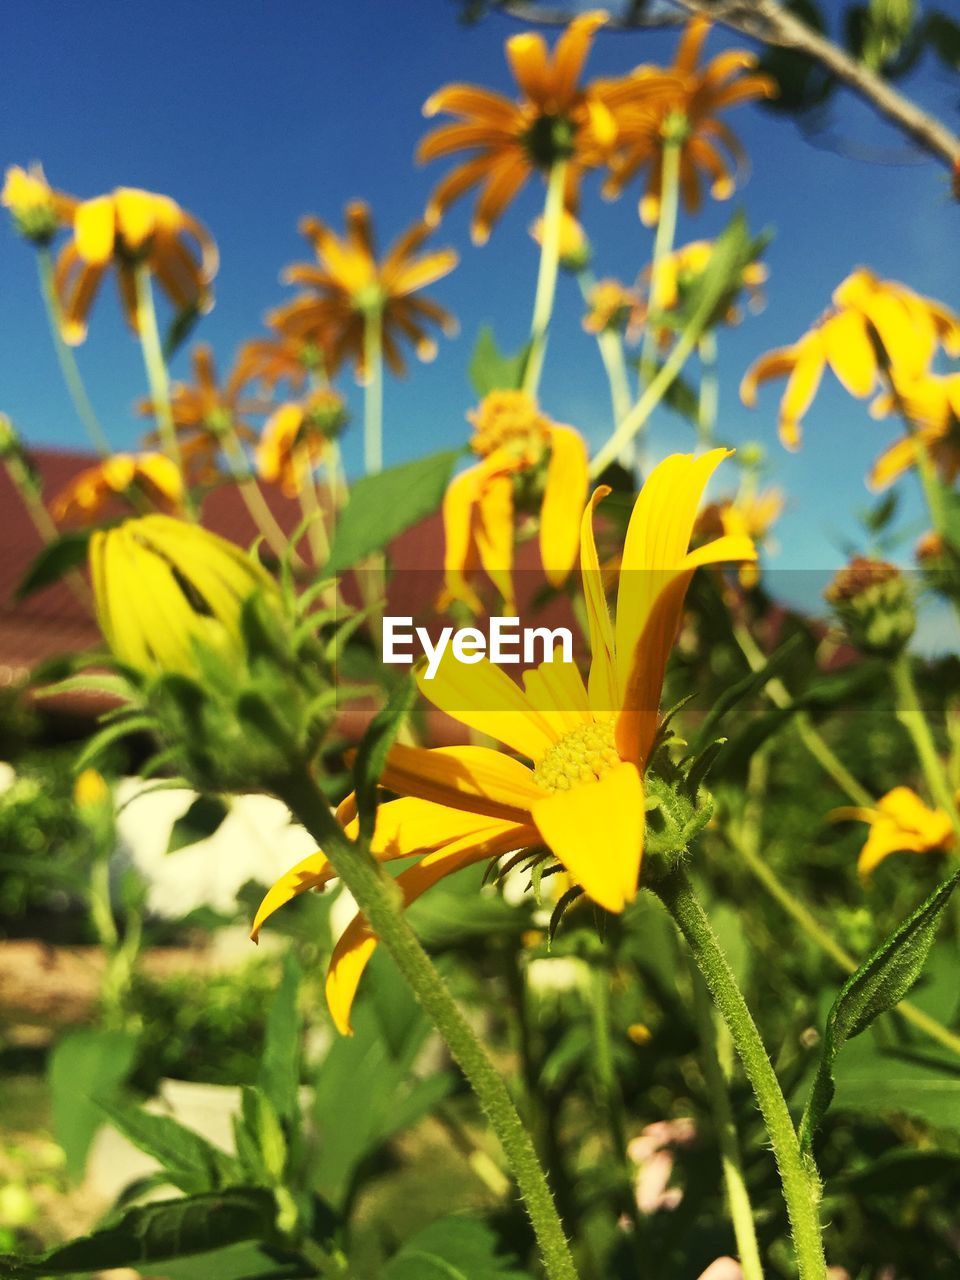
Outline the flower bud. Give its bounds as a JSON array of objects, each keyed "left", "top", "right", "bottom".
[
  {"left": 825, "top": 556, "right": 915, "bottom": 657},
  {"left": 90, "top": 515, "right": 281, "bottom": 681},
  {"left": 74, "top": 768, "right": 110, "bottom": 811},
  {"left": 1, "top": 164, "right": 63, "bottom": 244}
]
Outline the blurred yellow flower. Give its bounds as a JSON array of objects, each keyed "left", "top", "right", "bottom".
[
  {"left": 54, "top": 187, "right": 218, "bottom": 345},
  {"left": 73, "top": 768, "right": 109, "bottom": 810},
  {"left": 256, "top": 389, "right": 348, "bottom": 497},
  {"left": 2, "top": 163, "right": 76, "bottom": 243},
  {"left": 139, "top": 344, "right": 266, "bottom": 486},
  {"left": 234, "top": 334, "right": 326, "bottom": 395},
  {"left": 603, "top": 19, "right": 776, "bottom": 225},
  {"left": 270, "top": 202, "right": 458, "bottom": 380},
  {"left": 441, "top": 390, "right": 589, "bottom": 613},
  {"left": 740, "top": 269, "right": 960, "bottom": 449},
  {"left": 530, "top": 209, "right": 591, "bottom": 271},
  {"left": 696, "top": 487, "right": 783, "bottom": 587},
  {"left": 868, "top": 371, "right": 960, "bottom": 490},
  {"left": 582, "top": 279, "right": 643, "bottom": 337},
  {"left": 90, "top": 515, "right": 277, "bottom": 678},
  {"left": 648, "top": 238, "right": 766, "bottom": 325},
  {"left": 50, "top": 452, "right": 183, "bottom": 525},
  {"left": 252, "top": 450, "right": 755, "bottom": 1033},
  {"left": 831, "top": 786, "right": 955, "bottom": 878},
  {"left": 418, "top": 12, "right": 668, "bottom": 243}
]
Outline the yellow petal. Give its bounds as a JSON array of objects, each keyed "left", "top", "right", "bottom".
[
  {"left": 780, "top": 332, "right": 825, "bottom": 431},
  {"left": 821, "top": 310, "right": 877, "bottom": 398},
  {"left": 506, "top": 32, "right": 551, "bottom": 106},
  {"left": 74, "top": 195, "right": 116, "bottom": 265},
  {"left": 416, "top": 647, "right": 558, "bottom": 761},
  {"left": 740, "top": 345, "right": 796, "bottom": 408},
  {"left": 251, "top": 849, "right": 333, "bottom": 940},
  {"left": 522, "top": 657, "right": 590, "bottom": 739},
  {"left": 868, "top": 435, "right": 919, "bottom": 491},
  {"left": 114, "top": 188, "right": 157, "bottom": 252},
  {"left": 475, "top": 470, "right": 516, "bottom": 612},
  {"left": 378, "top": 744, "right": 542, "bottom": 821},
  {"left": 540, "top": 424, "right": 589, "bottom": 588},
  {"left": 580, "top": 486, "right": 618, "bottom": 714},
  {"left": 530, "top": 762, "right": 643, "bottom": 913}
]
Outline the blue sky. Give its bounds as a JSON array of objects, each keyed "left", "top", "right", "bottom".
[{"left": 2, "top": 0, "right": 958, "bottom": 584}]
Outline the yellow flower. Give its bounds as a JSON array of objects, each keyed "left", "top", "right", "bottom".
[
  {"left": 441, "top": 390, "right": 589, "bottom": 613},
  {"left": 269, "top": 202, "right": 458, "bottom": 381},
  {"left": 740, "top": 269, "right": 960, "bottom": 449},
  {"left": 50, "top": 452, "right": 183, "bottom": 525},
  {"left": 696, "top": 487, "right": 783, "bottom": 588},
  {"left": 831, "top": 787, "right": 955, "bottom": 878},
  {"left": 256, "top": 389, "right": 348, "bottom": 497},
  {"left": 418, "top": 12, "right": 669, "bottom": 243},
  {"left": 90, "top": 514, "right": 278, "bottom": 679},
  {"left": 2, "top": 163, "right": 76, "bottom": 243},
  {"left": 603, "top": 19, "right": 777, "bottom": 226},
  {"left": 54, "top": 187, "right": 218, "bottom": 345},
  {"left": 648, "top": 238, "right": 766, "bottom": 329},
  {"left": 234, "top": 334, "right": 325, "bottom": 395},
  {"left": 582, "top": 279, "right": 643, "bottom": 337},
  {"left": 868, "top": 371, "right": 960, "bottom": 490},
  {"left": 73, "top": 768, "right": 109, "bottom": 810},
  {"left": 139, "top": 344, "right": 267, "bottom": 486},
  {"left": 253, "top": 449, "right": 755, "bottom": 1033},
  {"left": 530, "top": 209, "right": 591, "bottom": 271}
]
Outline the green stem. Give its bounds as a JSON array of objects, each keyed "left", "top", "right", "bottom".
[
  {"left": 36, "top": 248, "right": 112, "bottom": 457},
  {"left": 276, "top": 767, "right": 578, "bottom": 1280},
  {"left": 890, "top": 651, "right": 960, "bottom": 837},
  {"left": 134, "top": 266, "right": 180, "bottom": 470},
  {"left": 222, "top": 432, "right": 300, "bottom": 567},
  {"left": 363, "top": 309, "right": 384, "bottom": 475},
  {"left": 697, "top": 330, "right": 719, "bottom": 447},
  {"left": 732, "top": 620, "right": 873, "bottom": 809},
  {"left": 3, "top": 454, "right": 93, "bottom": 610},
  {"left": 523, "top": 160, "right": 568, "bottom": 398},
  {"left": 297, "top": 463, "right": 330, "bottom": 570},
  {"left": 654, "top": 869, "right": 827, "bottom": 1280},
  {"left": 638, "top": 137, "right": 681, "bottom": 395},
  {"left": 690, "top": 967, "right": 765, "bottom": 1280},
  {"left": 577, "top": 269, "right": 636, "bottom": 471}
]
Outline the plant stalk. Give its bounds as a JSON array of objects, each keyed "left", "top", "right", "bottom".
[
  {"left": 890, "top": 650, "right": 960, "bottom": 838},
  {"left": 523, "top": 160, "right": 568, "bottom": 397}
]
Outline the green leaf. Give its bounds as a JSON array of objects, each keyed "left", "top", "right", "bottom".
[
  {"left": 97, "top": 1100, "right": 243, "bottom": 1194},
  {"left": 832, "top": 1040, "right": 960, "bottom": 1132},
  {"left": 799, "top": 870, "right": 960, "bottom": 1150},
  {"left": 831, "top": 1146, "right": 960, "bottom": 1196},
  {"left": 235, "top": 1087, "right": 288, "bottom": 1185},
  {"left": 259, "top": 951, "right": 302, "bottom": 1124},
  {"left": 926, "top": 11, "right": 960, "bottom": 69},
  {"left": 166, "top": 794, "right": 230, "bottom": 854},
  {"left": 468, "top": 325, "right": 530, "bottom": 397},
  {"left": 325, "top": 449, "right": 461, "bottom": 574},
  {"left": 48, "top": 1028, "right": 137, "bottom": 1180},
  {"left": 164, "top": 302, "right": 204, "bottom": 360},
  {"left": 0, "top": 1188, "right": 278, "bottom": 1278},
  {"left": 353, "top": 675, "right": 418, "bottom": 842},
  {"left": 16, "top": 531, "right": 91, "bottom": 599},
  {"left": 383, "top": 1217, "right": 533, "bottom": 1280}
]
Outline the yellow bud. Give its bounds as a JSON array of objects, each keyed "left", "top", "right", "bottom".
[
  {"left": 74, "top": 768, "right": 109, "bottom": 810},
  {"left": 89, "top": 515, "right": 281, "bottom": 680},
  {"left": 627, "top": 1023, "right": 652, "bottom": 1045}
]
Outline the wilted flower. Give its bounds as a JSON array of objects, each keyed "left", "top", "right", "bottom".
[
  {"left": 54, "top": 187, "right": 218, "bottom": 344},
  {"left": 825, "top": 556, "right": 915, "bottom": 657},
  {"left": 830, "top": 786, "right": 954, "bottom": 877},
  {"left": 139, "top": 344, "right": 267, "bottom": 486},
  {"left": 603, "top": 19, "right": 776, "bottom": 225},
  {"left": 256, "top": 388, "right": 349, "bottom": 497},
  {"left": 418, "top": 12, "right": 669, "bottom": 243},
  {"left": 441, "top": 390, "right": 589, "bottom": 613},
  {"left": 270, "top": 201, "right": 458, "bottom": 380},
  {"left": 582, "top": 279, "right": 643, "bottom": 338},
  {"left": 868, "top": 371, "right": 960, "bottom": 490},
  {"left": 90, "top": 515, "right": 278, "bottom": 679},
  {"left": 252, "top": 450, "right": 755, "bottom": 1033},
  {"left": 50, "top": 452, "right": 183, "bottom": 525},
  {"left": 741, "top": 269, "right": 960, "bottom": 449},
  {"left": 2, "top": 163, "right": 76, "bottom": 244}
]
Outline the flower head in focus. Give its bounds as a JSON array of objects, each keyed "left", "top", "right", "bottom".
[
  {"left": 603, "top": 19, "right": 777, "bottom": 226},
  {"left": 418, "top": 12, "right": 671, "bottom": 243},
  {"left": 90, "top": 514, "right": 278, "bottom": 680},
  {"left": 269, "top": 202, "right": 458, "bottom": 381},
  {"left": 441, "top": 390, "right": 589, "bottom": 613},
  {"left": 256, "top": 388, "right": 349, "bottom": 497},
  {"left": 54, "top": 187, "right": 218, "bottom": 345},
  {"left": 139, "top": 344, "right": 268, "bottom": 486},
  {"left": 2, "top": 163, "right": 76, "bottom": 244},
  {"left": 830, "top": 786, "right": 955, "bottom": 878},
  {"left": 741, "top": 269, "right": 960, "bottom": 449},
  {"left": 868, "top": 371, "right": 960, "bottom": 491},
  {"left": 50, "top": 453, "right": 183, "bottom": 525},
  {"left": 253, "top": 450, "right": 755, "bottom": 1033}
]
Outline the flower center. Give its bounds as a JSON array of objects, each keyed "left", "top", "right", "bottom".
[
  {"left": 533, "top": 719, "right": 620, "bottom": 793},
  {"left": 469, "top": 390, "right": 550, "bottom": 463}
]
